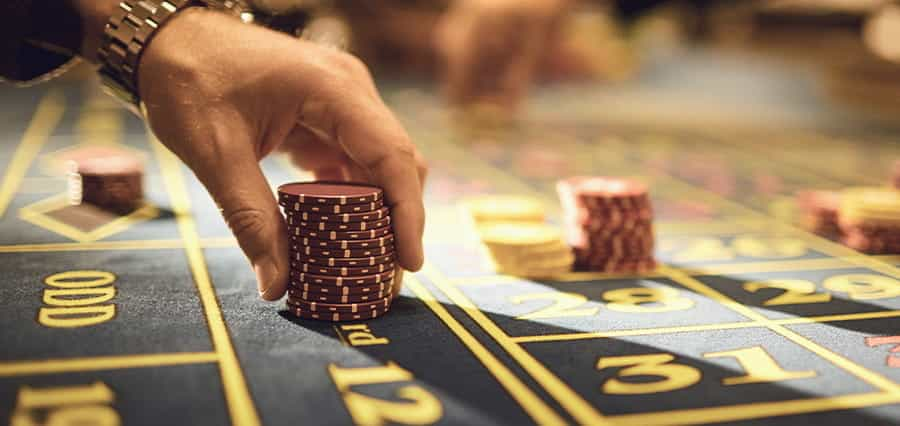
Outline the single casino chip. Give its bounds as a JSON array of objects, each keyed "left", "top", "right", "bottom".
[
  {"left": 289, "top": 279, "right": 391, "bottom": 295},
  {"left": 292, "top": 261, "right": 396, "bottom": 277},
  {"left": 285, "top": 305, "right": 390, "bottom": 321},
  {"left": 287, "top": 295, "right": 391, "bottom": 313},
  {"left": 292, "top": 234, "right": 396, "bottom": 250},
  {"left": 69, "top": 153, "right": 144, "bottom": 213},
  {"left": 290, "top": 244, "right": 394, "bottom": 258},
  {"left": 291, "top": 270, "right": 394, "bottom": 286},
  {"left": 287, "top": 207, "right": 390, "bottom": 223},
  {"left": 278, "top": 181, "right": 382, "bottom": 205},
  {"left": 281, "top": 199, "right": 385, "bottom": 214},
  {"left": 288, "top": 216, "right": 391, "bottom": 231},
  {"left": 289, "top": 225, "right": 393, "bottom": 240},
  {"left": 290, "top": 252, "right": 395, "bottom": 267},
  {"left": 462, "top": 195, "right": 546, "bottom": 224},
  {"left": 289, "top": 288, "right": 391, "bottom": 304}
]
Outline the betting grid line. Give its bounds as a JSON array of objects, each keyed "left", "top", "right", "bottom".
[
  {"left": 0, "top": 352, "right": 219, "bottom": 377},
  {"left": 510, "top": 309, "right": 900, "bottom": 344},
  {"left": 17, "top": 194, "right": 160, "bottom": 242},
  {"left": 422, "top": 263, "right": 611, "bottom": 425},
  {"left": 662, "top": 266, "right": 900, "bottom": 394},
  {"left": 423, "top": 133, "right": 900, "bottom": 421},
  {"left": 270, "top": 143, "right": 571, "bottom": 425},
  {"left": 406, "top": 275, "right": 569, "bottom": 426},
  {"left": 610, "top": 392, "right": 900, "bottom": 426},
  {"left": 151, "top": 136, "right": 261, "bottom": 426},
  {"left": 621, "top": 157, "right": 900, "bottom": 395},
  {"left": 659, "top": 170, "right": 900, "bottom": 283},
  {"left": 427, "top": 259, "right": 900, "bottom": 424},
  {"left": 0, "top": 90, "right": 65, "bottom": 219}
]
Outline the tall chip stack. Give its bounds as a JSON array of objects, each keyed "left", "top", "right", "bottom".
[
  {"left": 557, "top": 176, "right": 657, "bottom": 273},
  {"left": 278, "top": 182, "right": 396, "bottom": 321},
  {"left": 839, "top": 187, "right": 900, "bottom": 254}
]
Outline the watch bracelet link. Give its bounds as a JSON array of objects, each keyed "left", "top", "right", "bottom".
[{"left": 97, "top": 0, "right": 197, "bottom": 111}]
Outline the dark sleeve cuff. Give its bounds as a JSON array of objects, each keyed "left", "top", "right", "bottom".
[
  {"left": 0, "top": 0, "right": 80, "bottom": 85},
  {"left": 0, "top": 43, "right": 79, "bottom": 85}
]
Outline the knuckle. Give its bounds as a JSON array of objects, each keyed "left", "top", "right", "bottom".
[
  {"left": 224, "top": 207, "right": 269, "bottom": 243},
  {"left": 330, "top": 51, "right": 371, "bottom": 80}
]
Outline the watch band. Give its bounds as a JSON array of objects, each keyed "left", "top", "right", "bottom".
[{"left": 97, "top": 0, "right": 198, "bottom": 113}]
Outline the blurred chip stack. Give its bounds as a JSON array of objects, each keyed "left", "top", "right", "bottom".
[
  {"left": 557, "top": 177, "right": 657, "bottom": 273},
  {"left": 796, "top": 190, "right": 842, "bottom": 237},
  {"left": 838, "top": 187, "right": 900, "bottom": 254},
  {"left": 279, "top": 182, "right": 396, "bottom": 321},
  {"left": 478, "top": 222, "right": 574, "bottom": 278},
  {"left": 463, "top": 195, "right": 547, "bottom": 225},
  {"left": 463, "top": 195, "right": 574, "bottom": 278},
  {"left": 67, "top": 152, "right": 144, "bottom": 214}
]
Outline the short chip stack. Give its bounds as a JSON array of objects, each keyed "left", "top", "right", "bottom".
[
  {"left": 278, "top": 182, "right": 396, "bottom": 321},
  {"left": 838, "top": 187, "right": 900, "bottom": 254},
  {"left": 796, "top": 190, "right": 842, "bottom": 237},
  {"left": 67, "top": 152, "right": 144, "bottom": 214},
  {"left": 478, "top": 222, "right": 574, "bottom": 278},
  {"left": 557, "top": 176, "right": 656, "bottom": 273}
]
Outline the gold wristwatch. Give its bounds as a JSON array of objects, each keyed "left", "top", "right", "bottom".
[
  {"left": 97, "top": 0, "right": 199, "bottom": 114},
  {"left": 97, "top": 0, "right": 328, "bottom": 113}
]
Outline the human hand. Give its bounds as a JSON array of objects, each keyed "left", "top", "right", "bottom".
[
  {"left": 435, "top": 0, "right": 570, "bottom": 110},
  {"left": 138, "top": 8, "right": 427, "bottom": 300}
]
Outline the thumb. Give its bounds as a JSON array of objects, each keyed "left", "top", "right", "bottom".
[{"left": 190, "top": 141, "right": 289, "bottom": 301}]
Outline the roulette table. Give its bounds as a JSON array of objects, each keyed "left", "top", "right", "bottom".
[{"left": 1, "top": 45, "right": 900, "bottom": 425}]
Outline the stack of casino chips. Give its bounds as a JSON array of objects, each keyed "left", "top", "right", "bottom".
[
  {"left": 796, "top": 190, "right": 842, "bottom": 237},
  {"left": 67, "top": 153, "right": 144, "bottom": 214},
  {"left": 838, "top": 187, "right": 900, "bottom": 254},
  {"left": 478, "top": 222, "right": 575, "bottom": 278},
  {"left": 557, "top": 176, "right": 657, "bottom": 273},
  {"left": 278, "top": 182, "right": 396, "bottom": 321}
]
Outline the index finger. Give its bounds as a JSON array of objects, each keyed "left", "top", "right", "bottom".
[{"left": 334, "top": 99, "right": 426, "bottom": 271}]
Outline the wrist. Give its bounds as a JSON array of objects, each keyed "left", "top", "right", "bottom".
[{"left": 74, "top": 0, "right": 120, "bottom": 63}]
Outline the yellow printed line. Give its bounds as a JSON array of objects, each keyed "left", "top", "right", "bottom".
[
  {"left": 152, "top": 137, "right": 260, "bottom": 426},
  {"left": 662, "top": 176, "right": 900, "bottom": 282},
  {"left": 609, "top": 392, "right": 900, "bottom": 426},
  {"left": 0, "top": 90, "right": 65, "bottom": 218},
  {"left": 0, "top": 239, "right": 184, "bottom": 253},
  {"left": 423, "top": 263, "right": 609, "bottom": 425},
  {"left": 512, "top": 321, "right": 762, "bottom": 343},
  {"left": 655, "top": 219, "right": 768, "bottom": 235},
  {"left": 18, "top": 194, "right": 160, "bottom": 243},
  {"left": 663, "top": 267, "right": 900, "bottom": 395},
  {"left": 407, "top": 275, "right": 567, "bottom": 426},
  {"left": 0, "top": 237, "right": 238, "bottom": 253},
  {"left": 0, "top": 352, "right": 218, "bottom": 377},
  {"left": 680, "top": 257, "right": 859, "bottom": 276},
  {"left": 512, "top": 310, "right": 900, "bottom": 344}
]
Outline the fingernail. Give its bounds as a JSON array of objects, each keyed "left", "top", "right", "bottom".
[{"left": 254, "top": 257, "right": 278, "bottom": 298}]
